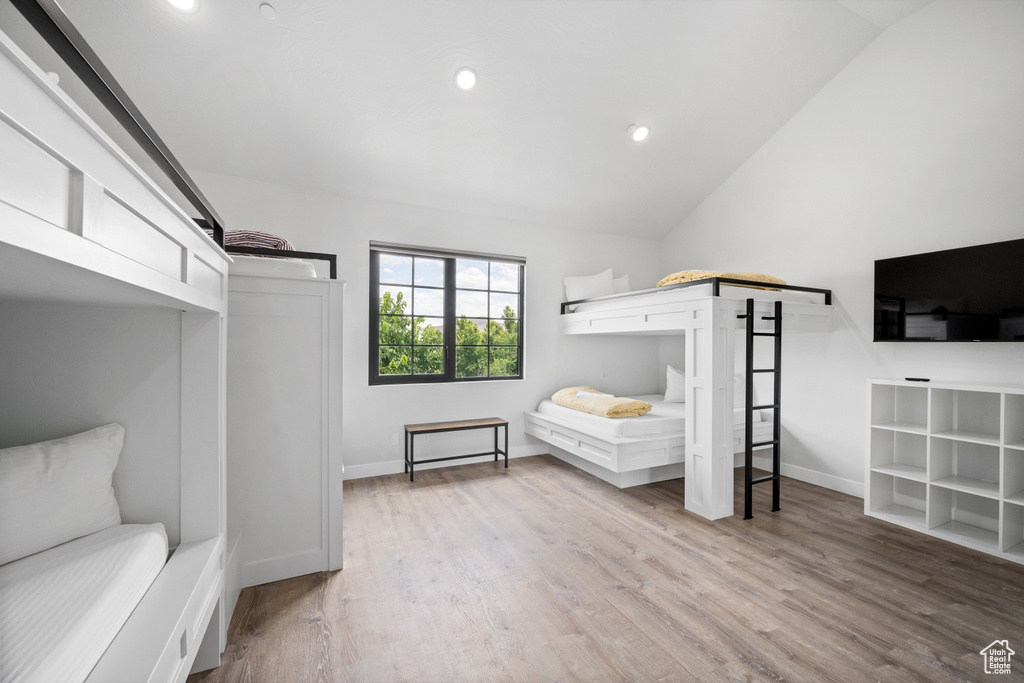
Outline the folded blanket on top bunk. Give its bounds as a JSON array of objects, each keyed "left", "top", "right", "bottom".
[
  {"left": 656, "top": 269, "right": 786, "bottom": 291},
  {"left": 552, "top": 386, "right": 652, "bottom": 419}
]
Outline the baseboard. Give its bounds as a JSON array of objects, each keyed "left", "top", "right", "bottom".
[
  {"left": 751, "top": 454, "right": 864, "bottom": 498},
  {"left": 342, "top": 445, "right": 547, "bottom": 480}
]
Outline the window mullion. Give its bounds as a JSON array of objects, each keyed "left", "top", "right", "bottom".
[{"left": 443, "top": 257, "right": 457, "bottom": 380}]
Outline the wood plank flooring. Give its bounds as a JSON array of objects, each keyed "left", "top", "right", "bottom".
[{"left": 190, "top": 455, "right": 1024, "bottom": 682}]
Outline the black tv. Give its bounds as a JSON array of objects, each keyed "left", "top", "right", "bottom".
[{"left": 874, "top": 238, "right": 1024, "bottom": 342}]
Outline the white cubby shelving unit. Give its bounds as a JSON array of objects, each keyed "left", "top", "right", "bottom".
[{"left": 866, "top": 379, "right": 1024, "bottom": 564}]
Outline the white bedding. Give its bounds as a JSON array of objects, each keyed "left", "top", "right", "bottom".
[
  {"left": 0, "top": 523, "right": 168, "bottom": 683},
  {"left": 536, "top": 394, "right": 762, "bottom": 438},
  {"left": 229, "top": 254, "right": 319, "bottom": 278},
  {"left": 571, "top": 282, "right": 823, "bottom": 314}
]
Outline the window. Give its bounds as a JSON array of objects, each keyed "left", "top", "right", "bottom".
[{"left": 369, "top": 242, "right": 524, "bottom": 384}]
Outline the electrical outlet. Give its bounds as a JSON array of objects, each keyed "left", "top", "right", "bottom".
[{"left": 391, "top": 433, "right": 399, "bottom": 446}]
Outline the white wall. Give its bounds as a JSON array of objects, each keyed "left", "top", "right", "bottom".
[
  {"left": 194, "top": 173, "right": 665, "bottom": 477},
  {"left": 0, "top": 301, "right": 184, "bottom": 543},
  {"left": 660, "top": 0, "right": 1024, "bottom": 493}
]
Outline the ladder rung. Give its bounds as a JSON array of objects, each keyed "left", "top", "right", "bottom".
[
  {"left": 752, "top": 440, "right": 779, "bottom": 447},
  {"left": 752, "top": 368, "right": 777, "bottom": 373},
  {"left": 752, "top": 404, "right": 778, "bottom": 410},
  {"left": 752, "top": 332, "right": 776, "bottom": 337},
  {"left": 761, "top": 316, "right": 777, "bottom": 320},
  {"left": 751, "top": 475, "right": 777, "bottom": 485}
]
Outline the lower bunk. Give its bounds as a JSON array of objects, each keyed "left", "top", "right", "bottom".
[{"left": 524, "top": 394, "right": 773, "bottom": 488}]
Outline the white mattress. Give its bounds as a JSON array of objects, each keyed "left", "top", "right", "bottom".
[
  {"left": 535, "top": 394, "right": 761, "bottom": 438},
  {"left": 571, "top": 282, "right": 823, "bottom": 314},
  {"left": 0, "top": 523, "right": 168, "bottom": 683},
  {"left": 229, "top": 254, "right": 319, "bottom": 278}
]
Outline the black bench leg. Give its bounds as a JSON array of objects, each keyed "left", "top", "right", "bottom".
[
  {"left": 409, "top": 434, "right": 415, "bottom": 482},
  {"left": 504, "top": 424, "right": 509, "bottom": 468}
]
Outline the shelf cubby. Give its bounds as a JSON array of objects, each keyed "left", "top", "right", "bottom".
[
  {"left": 930, "top": 388, "right": 1001, "bottom": 445},
  {"left": 1004, "top": 393, "right": 1024, "bottom": 449},
  {"left": 929, "top": 437, "right": 999, "bottom": 499},
  {"left": 870, "top": 383, "right": 928, "bottom": 433},
  {"left": 869, "top": 472, "right": 926, "bottom": 528},
  {"left": 869, "top": 428, "right": 927, "bottom": 480},
  {"left": 1002, "top": 501, "right": 1024, "bottom": 557},
  {"left": 867, "top": 380, "right": 1024, "bottom": 565},
  {"left": 928, "top": 488, "right": 999, "bottom": 552}
]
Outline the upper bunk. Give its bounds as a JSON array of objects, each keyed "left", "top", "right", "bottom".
[
  {"left": 0, "top": 28, "right": 230, "bottom": 314},
  {"left": 561, "top": 276, "right": 833, "bottom": 335}
]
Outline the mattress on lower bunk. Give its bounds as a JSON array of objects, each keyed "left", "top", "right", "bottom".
[
  {"left": 0, "top": 523, "right": 168, "bottom": 683},
  {"left": 229, "top": 254, "right": 319, "bottom": 278},
  {"left": 571, "top": 282, "right": 823, "bottom": 314},
  {"left": 536, "top": 394, "right": 761, "bottom": 438}
]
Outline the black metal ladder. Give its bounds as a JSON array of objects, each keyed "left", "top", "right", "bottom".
[{"left": 738, "top": 298, "right": 782, "bottom": 520}]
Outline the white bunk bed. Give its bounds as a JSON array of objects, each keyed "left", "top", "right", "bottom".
[
  {"left": 526, "top": 277, "right": 832, "bottom": 520},
  {"left": 0, "top": 25, "right": 230, "bottom": 682}
]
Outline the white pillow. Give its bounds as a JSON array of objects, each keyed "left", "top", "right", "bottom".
[
  {"left": 564, "top": 268, "right": 614, "bottom": 303},
  {"left": 665, "top": 365, "right": 686, "bottom": 402},
  {"left": 0, "top": 423, "right": 124, "bottom": 565},
  {"left": 612, "top": 274, "right": 630, "bottom": 294}
]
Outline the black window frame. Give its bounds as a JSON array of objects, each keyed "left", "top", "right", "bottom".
[{"left": 369, "top": 243, "right": 525, "bottom": 385}]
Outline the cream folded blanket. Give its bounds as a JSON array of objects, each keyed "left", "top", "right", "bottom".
[
  {"left": 551, "top": 386, "right": 653, "bottom": 419},
  {"left": 656, "top": 269, "right": 786, "bottom": 291}
]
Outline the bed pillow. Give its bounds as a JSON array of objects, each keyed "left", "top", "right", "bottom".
[
  {"left": 612, "top": 274, "right": 630, "bottom": 294},
  {"left": 665, "top": 365, "right": 686, "bottom": 402},
  {"left": 0, "top": 424, "right": 124, "bottom": 565},
  {"left": 564, "top": 268, "right": 614, "bottom": 303}
]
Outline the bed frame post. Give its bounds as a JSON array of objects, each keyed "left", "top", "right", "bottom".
[{"left": 683, "top": 298, "right": 736, "bottom": 520}]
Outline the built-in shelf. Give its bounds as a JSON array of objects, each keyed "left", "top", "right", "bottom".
[
  {"left": 931, "top": 430, "right": 1001, "bottom": 446},
  {"left": 870, "top": 463, "right": 927, "bottom": 482},
  {"left": 866, "top": 379, "right": 1024, "bottom": 566},
  {"left": 931, "top": 475, "right": 999, "bottom": 499}
]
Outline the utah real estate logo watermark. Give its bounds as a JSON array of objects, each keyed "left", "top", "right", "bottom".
[{"left": 980, "top": 640, "right": 1015, "bottom": 675}]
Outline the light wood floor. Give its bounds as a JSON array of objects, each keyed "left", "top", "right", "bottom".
[{"left": 191, "top": 455, "right": 1024, "bottom": 682}]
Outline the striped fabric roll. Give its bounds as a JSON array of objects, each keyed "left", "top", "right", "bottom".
[{"left": 204, "top": 229, "right": 295, "bottom": 252}]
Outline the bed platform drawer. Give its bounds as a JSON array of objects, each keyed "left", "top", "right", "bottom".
[
  {"left": 0, "top": 31, "right": 228, "bottom": 312},
  {"left": 86, "top": 535, "right": 224, "bottom": 683}
]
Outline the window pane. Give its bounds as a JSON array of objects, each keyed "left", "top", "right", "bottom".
[
  {"left": 380, "top": 286, "right": 412, "bottom": 315},
  {"left": 490, "top": 347, "right": 519, "bottom": 377},
  {"left": 413, "top": 346, "right": 444, "bottom": 375},
  {"left": 456, "top": 290, "right": 488, "bottom": 317},
  {"left": 456, "top": 346, "right": 488, "bottom": 378},
  {"left": 414, "top": 317, "right": 444, "bottom": 344},
  {"left": 379, "top": 347, "right": 411, "bottom": 375},
  {"left": 456, "top": 259, "right": 488, "bottom": 289},
  {"left": 379, "top": 316, "right": 411, "bottom": 345},
  {"left": 489, "top": 292, "right": 518, "bottom": 318},
  {"left": 413, "top": 287, "right": 444, "bottom": 317},
  {"left": 414, "top": 258, "right": 444, "bottom": 287},
  {"left": 456, "top": 318, "right": 487, "bottom": 346},
  {"left": 490, "top": 263, "right": 520, "bottom": 292},
  {"left": 488, "top": 317, "right": 518, "bottom": 346},
  {"left": 379, "top": 254, "right": 412, "bottom": 285}
]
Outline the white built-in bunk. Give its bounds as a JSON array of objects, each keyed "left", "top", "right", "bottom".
[
  {"left": 525, "top": 278, "right": 832, "bottom": 520},
  {"left": 0, "top": 25, "right": 231, "bottom": 682}
]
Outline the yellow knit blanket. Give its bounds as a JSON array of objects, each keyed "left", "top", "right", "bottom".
[
  {"left": 551, "top": 386, "right": 652, "bottom": 419},
  {"left": 656, "top": 269, "right": 786, "bottom": 290}
]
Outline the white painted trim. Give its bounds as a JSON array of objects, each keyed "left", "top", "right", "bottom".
[
  {"left": 751, "top": 454, "right": 864, "bottom": 498},
  {"left": 342, "top": 446, "right": 545, "bottom": 481}
]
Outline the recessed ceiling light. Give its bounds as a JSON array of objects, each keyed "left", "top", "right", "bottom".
[
  {"left": 628, "top": 124, "right": 650, "bottom": 143},
  {"left": 455, "top": 68, "right": 477, "bottom": 91},
  {"left": 259, "top": 3, "right": 277, "bottom": 20},
  {"left": 167, "top": 0, "right": 199, "bottom": 13}
]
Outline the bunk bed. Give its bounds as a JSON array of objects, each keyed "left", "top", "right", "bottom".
[
  {"left": 0, "top": 16, "right": 229, "bottom": 683},
  {"left": 526, "top": 276, "right": 832, "bottom": 520}
]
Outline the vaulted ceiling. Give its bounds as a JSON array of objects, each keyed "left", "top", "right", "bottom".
[{"left": 1, "top": 0, "right": 931, "bottom": 239}]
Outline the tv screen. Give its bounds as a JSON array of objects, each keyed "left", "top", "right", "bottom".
[{"left": 874, "top": 238, "right": 1024, "bottom": 342}]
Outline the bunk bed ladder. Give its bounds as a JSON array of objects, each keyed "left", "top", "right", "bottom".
[{"left": 739, "top": 298, "right": 782, "bottom": 520}]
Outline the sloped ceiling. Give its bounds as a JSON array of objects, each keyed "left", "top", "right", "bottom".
[{"left": 2, "top": 0, "right": 930, "bottom": 239}]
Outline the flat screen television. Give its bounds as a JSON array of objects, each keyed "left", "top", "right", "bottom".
[{"left": 874, "top": 238, "right": 1024, "bottom": 342}]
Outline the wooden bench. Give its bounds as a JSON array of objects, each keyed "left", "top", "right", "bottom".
[{"left": 404, "top": 417, "right": 509, "bottom": 481}]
